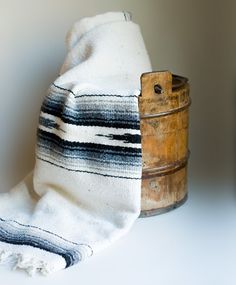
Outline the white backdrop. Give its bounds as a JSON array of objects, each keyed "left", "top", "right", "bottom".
[{"left": 0, "top": 1, "right": 235, "bottom": 284}]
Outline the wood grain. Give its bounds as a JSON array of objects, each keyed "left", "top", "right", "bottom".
[{"left": 139, "top": 71, "right": 190, "bottom": 217}]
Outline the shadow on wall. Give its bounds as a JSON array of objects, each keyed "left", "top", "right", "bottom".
[
  {"left": 2, "top": 87, "right": 45, "bottom": 191},
  {"left": 1, "top": 61, "right": 60, "bottom": 191},
  {"left": 233, "top": 81, "right": 236, "bottom": 200}
]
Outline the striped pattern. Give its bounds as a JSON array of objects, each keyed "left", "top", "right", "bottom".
[
  {"left": 0, "top": 217, "right": 93, "bottom": 268},
  {"left": 0, "top": 12, "right": 152, "bottom": 275},
  {"left": 36, "top": 84, "right": 142, "bottom": 179}
]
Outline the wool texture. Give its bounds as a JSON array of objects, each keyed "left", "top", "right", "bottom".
[{"left": 0, "top": 11, "right": 152, "bottom": 275}]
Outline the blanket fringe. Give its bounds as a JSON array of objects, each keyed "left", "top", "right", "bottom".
[{"left": 0, "top": 249, "right": 54, "bottom": 276}]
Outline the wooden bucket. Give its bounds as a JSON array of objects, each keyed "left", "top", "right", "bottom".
[{"left": 139, "top": 71, "right": 191, "bottom": 217}]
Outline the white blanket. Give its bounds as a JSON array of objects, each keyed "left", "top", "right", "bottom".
[{"left": 0, "top": 11, "right": 152, "bottom": 275}]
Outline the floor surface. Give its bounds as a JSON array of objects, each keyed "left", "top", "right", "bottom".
[{"left": 0, "top": 182, "right": 235, "bottom": 285}]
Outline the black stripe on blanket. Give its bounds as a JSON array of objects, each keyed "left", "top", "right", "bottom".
[
  {"left": 52, "top": 83, "right": 139, "bottom": 98},
  {"left": 41, "top": 104, "right": 140, "bottom": 130},
  {"left": 37, "top": 155, "right": 141, "bottom": 180},
  {"left": 0, "top": 218, "right": 93, "bottom": 268},
  {"left": 96, "top": 133, "right": 141, "bottom": 144},
  {"left": 37, "top": 129, "right": 142, "bottom": 177},
  {"left": 37, "top": 129, "right": 142, "bottom": 156},
  {"left": 41, "top": 98, "right": 139, "bottom": 122}
]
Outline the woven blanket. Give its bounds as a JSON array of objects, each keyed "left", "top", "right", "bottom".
[{"left": 0, "top": 11, "right": 151, "bottom": 275}]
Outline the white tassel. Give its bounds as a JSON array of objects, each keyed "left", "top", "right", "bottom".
[
  {"left": 14, "top": 254, "right": 54, "bottom": 276},
  {"left": 0, "top": 249, "right": 54, "bottom": 276},
  {"left": 0, "top": 250, "right": 12, "bottom": 263}
]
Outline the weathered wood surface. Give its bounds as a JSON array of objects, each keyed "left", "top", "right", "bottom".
[{"left": 139, "top": 71, "right": 190, "bottom": 217}]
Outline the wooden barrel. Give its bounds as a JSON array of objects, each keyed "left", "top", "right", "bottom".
[{"left": 139, "top": 71, "right": 191, "bottom": 217}]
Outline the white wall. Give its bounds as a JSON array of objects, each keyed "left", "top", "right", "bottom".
[{"left": 0, "top": 0, "right": 234, "bottom": 199}]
